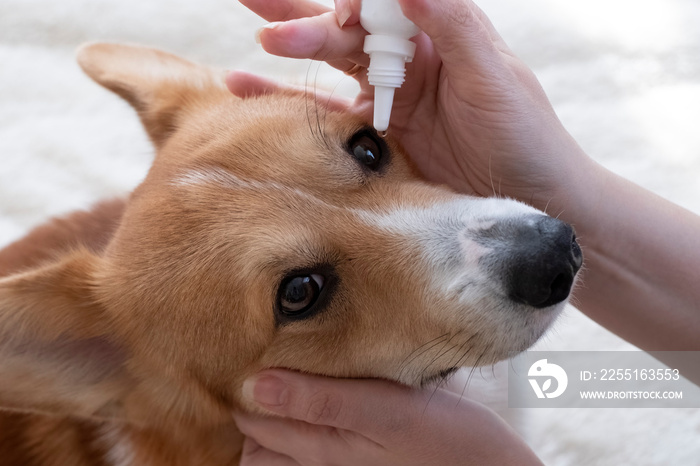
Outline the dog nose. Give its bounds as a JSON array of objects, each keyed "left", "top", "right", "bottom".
[{"left": 504, "top": 215, "right": 583, "bottom": 308}]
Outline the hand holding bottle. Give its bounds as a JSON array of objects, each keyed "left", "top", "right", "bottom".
[{"left": 232, "top": 0, "right": 593, "bottom": 215}]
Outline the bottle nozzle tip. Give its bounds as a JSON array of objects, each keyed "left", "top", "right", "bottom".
[
  {"left": 372, "top": 85, "right": 395, "bottom": 132},
  {"left": 373, "top": 121, "right": 390, "bottom": 132}
]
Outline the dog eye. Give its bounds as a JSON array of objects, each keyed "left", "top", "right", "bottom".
[
  {"left": 348, "top": 130, "right": 384, "bottom": 171},
  {"left": 278, "top": 274, "right": 325, "bottom": 317}
]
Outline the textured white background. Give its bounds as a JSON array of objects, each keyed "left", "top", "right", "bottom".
[{"left": 1, "top": 0, "right": 699, "bottom": 464}]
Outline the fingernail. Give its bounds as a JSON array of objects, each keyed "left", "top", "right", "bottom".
[
  {"left": 242, "top": 375, "right": 288, "bottom": 408},
  {"left": 335, "top": 0, "right": 352, "bottom": 27},
  {"left": 255, "top": 22, "right": 281, "bottom": 45}
]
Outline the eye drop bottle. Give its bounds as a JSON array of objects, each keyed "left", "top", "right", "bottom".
[{"left": 360, "top": 0, "right": 420, "bottom": 132}]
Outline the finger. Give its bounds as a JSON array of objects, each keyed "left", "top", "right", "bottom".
[
  {"left": 225, "top": 70, "right": 282, "bottom": 97},
  {"left": 398, "top": 0, "right": 513, "bottom": 77},
  {"left": 235, "top": 412, "right": 375, "bottom": 466},
  {"left": 241, "top": 369, "right": 425, "bottom": 441},
  {"left": 401, "top": 0, "right": 506, "bottom": 45},
  {"left": 239, "top": 0, "right": 330, "bottom": 22},
  {"left": 239, "top": 436, "right": 302, "bottom": 466},
  {"left": 257, "top": 12, "right": 369, "bottom": 68},
  {"left": 334, "top": 0, "right": 361, "bottom": 27},
  {"left": 225, "top": 70, "right": 355, "bottom": 113}
]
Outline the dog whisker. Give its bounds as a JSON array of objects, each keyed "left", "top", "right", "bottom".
[
  {"left": 544, "top": 198, "right": 552, "bottom": 215},
  {"left": 419, "top": 333, "right": 462, "bottom": 378},
  {"left": 304, "top": 60, "right": 318, "bottom": 142},
  {"left": 312, "top": 60, "right": 324, "bottom": 143},
  {"left": 397, "top": 333, "right": 450, "bottom": 380},
  {"left": 453, "top": 350, "right": 487, "bottom": 406},
  {"left": 489, "top": 154, "right": 496, "bottom": 197},
  {"left": 419, "top": 344, "right": 459, "bottom": 417},
  {"left": 321, "top": 76, "right": 347, "bottom": 151},
  {"left": 302, "top": 49, "right": 338, "bottom": 152},
  {"left": 440, "top": 334, "right": 471, "bottom": 372},
  {"left": 417, "top": 331, "right": 480, "bottom": 414}
]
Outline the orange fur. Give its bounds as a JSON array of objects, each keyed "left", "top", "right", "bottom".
[
  {"left": 0, "top": 43, "right": 575, "bottom": 464},
  {"left": 0, "top": 199, "right": 125, "bottom": 277}
]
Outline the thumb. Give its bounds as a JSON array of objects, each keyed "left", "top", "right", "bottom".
[
  {"left": 241, "top": 369, "right": 422, "bottom": 439},
  {"left": 398, "top": 0, "right": 511, "bottom": 78}
]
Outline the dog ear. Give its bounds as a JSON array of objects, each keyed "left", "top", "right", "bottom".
[
  {"left": 76, "top": 42, "right": 228, "bottom": 148},
  {"left": 0, "top": 250, "right": 132, "bottom": 420}
]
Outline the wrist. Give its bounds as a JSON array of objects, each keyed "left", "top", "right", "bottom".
[{"left": 516, "top": 126, "right": 606, "bottom": 231}]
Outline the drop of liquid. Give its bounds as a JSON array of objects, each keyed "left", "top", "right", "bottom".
[{"left": 378, "top": 130, "right": 388, "bottom": 138}]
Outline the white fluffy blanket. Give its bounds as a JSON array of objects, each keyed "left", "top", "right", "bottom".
[{"left": 1, "top": 0, "right": 698, "bottom": 464}]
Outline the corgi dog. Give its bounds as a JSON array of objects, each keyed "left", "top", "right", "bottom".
[{"left": 0, "top": 43, "right": 582, "bottom": 465}]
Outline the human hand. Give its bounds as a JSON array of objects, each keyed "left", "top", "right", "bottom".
[
  {"left": 230, "top": 0, "right": 597, "bottom": 212},
  {"left": 233, "top": 369, "right": 543, "bottom": 465}
]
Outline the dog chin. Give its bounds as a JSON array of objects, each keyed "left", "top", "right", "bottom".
[
  {"left": 504, "top": 300, "right": 568, "bottom": 356},
  {"left": 469, "top": 298, "right": 568, "bottom": 366},
  {"left": 418, "top": 367, "right": 460, "bottom": 388}
]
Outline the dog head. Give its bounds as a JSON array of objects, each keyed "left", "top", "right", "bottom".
[{"left": 0, "top": 44, "right": 581, "bottom": 433}]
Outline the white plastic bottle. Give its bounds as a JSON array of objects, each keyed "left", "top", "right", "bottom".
[{"left": 360, "top": 0, "right": 420, "bottom": 132}]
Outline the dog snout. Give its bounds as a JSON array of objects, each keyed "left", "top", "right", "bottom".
[
  {"left": 478, "top": 215, "right": 583, "bottom": 309},
  {"left": 507, "top": 215, "right": 582, "bottom": 308}
]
